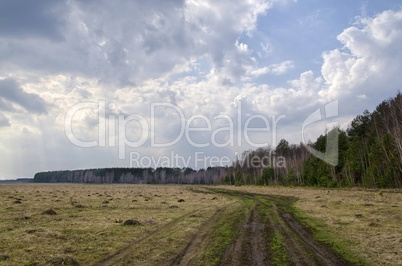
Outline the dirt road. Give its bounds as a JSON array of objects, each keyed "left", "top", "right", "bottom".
[
  {"left": 218, "top": 198, "right": 348, "bottom": 265},
  {"left": 94, "top": 188, "right": 350, "bottom": 265}
]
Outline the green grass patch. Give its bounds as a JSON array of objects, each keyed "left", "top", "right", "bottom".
[
  {"left": 270, "top": 230, "right": 288, "bottom": 265},
  {"left": 288, "top": 204, "right": 367, "bottom": 265},
  {"left": 256, "top": 196, "right": 289, "bottom": 265},
  {"left": 197, "top": 199, "right": 252, "bottom": 265},
  {"left": 265, "top": 194, "right": 366, "bottom": 264},
  {"left": 255, "top": 193, "right": 364, "bottom": 264}
]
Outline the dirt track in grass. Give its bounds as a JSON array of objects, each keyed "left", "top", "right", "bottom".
[
  {"left": 214, "top": 191, "right": 348, "bottom": 265},
  {"left": 96, "top": 188, "right": 350, "bottom": 265}
]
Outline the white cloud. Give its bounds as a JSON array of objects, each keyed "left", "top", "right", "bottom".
[
  {"left": 248, "top": 66, "right": 270, "bottom": 77},
  {"left": 243, "top": 60, "right": 295, "bottom": 79},
  {"left": 270, "top": 60, "right": 295, "bottom": 75},
  {"left": 320, "top": 9, "right": 402, "bottom": 102}
]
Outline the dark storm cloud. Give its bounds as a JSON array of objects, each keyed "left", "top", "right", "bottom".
[
  {"left": 0, "top": 0, "right": 263, "bottom": 87},
  {"left": 0, "top": 79, "right": 49, "bottom": 114},
  {"left": 0, "top": 0, "right": 192, "bottom": 86},
  {"left": 0, "top": 0, "right": 66, "bottom": 41}
]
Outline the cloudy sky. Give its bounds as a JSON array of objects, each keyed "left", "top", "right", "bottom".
[{"left": 1, "top": 0, "right": 402, "bottom": 179}]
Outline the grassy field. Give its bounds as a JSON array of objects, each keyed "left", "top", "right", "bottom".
[
  {"left": 0, "top": 184, "right": 234, "bottom": 265},
  {"left": 0, "top": 184, "right": 400, "bottom": 265}
]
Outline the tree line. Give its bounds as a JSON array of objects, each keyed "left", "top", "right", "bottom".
[{"left": 33, "top": 167, "right": 229, "bottom": 184}]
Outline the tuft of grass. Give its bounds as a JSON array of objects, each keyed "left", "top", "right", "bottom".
[
  {"left": 42, "top": 209, "right": 57, "bottom": 215},
  {"left": 123, "top": 219, "right": 141, "bottom": 226}
]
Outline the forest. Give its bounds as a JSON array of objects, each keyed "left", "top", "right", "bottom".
[{"left": 226, "top": 92, "right": 402, "bottom": 188}]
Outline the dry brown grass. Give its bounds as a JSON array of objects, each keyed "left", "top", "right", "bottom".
[
  {"left": 217, "top": 185, "right": 402, "bottom": 265},
  {"left": 0, "top": 184, "right": 233, "bottom": 265}
]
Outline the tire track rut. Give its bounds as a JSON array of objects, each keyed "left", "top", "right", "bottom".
[
  {"left": 93, "top": 207, "right": 209, "bottom": 266},
  {"left": 219, "top": 202, "right": 269, "bottom": 265},
  {"left": 169, "top": 208, "right": 225, "bottom": 265}
]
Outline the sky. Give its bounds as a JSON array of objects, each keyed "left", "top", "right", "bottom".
[{"left": 1, "top": 0, "right": 402, "bottom": 179}]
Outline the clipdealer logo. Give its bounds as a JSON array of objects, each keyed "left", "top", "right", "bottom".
[{"left": 64, "top": 99, "right": 339, "bottom": 168}]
